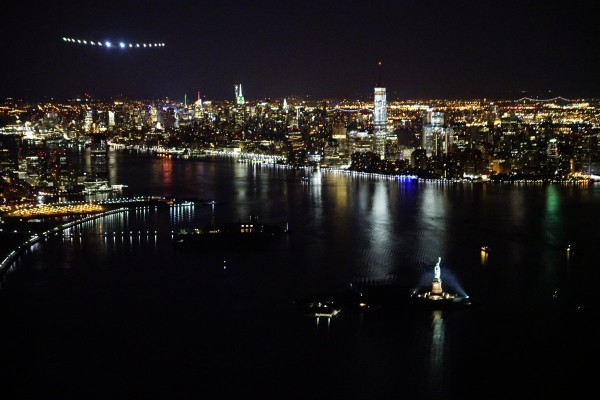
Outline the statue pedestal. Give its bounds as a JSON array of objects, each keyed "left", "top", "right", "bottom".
[{"left": 431, "top": 278, "right": 443, "bottom": 295}]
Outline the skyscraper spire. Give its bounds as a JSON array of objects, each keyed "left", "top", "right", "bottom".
[
  {"left": 377, "top": 60, "right": 383, "bottom": 86},
  {"left": 235, "top": 84, "right": 245, "bottom": 105},
  {"left": 194, "top": 89, "right": 203, "bottom": 114}
]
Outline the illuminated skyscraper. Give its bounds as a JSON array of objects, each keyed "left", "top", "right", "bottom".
[
  {"left": 108, "top": 111, "right": 115, "bottom": 127},
  {"left": 422, "top": 108, "right": 447, "bottom": 157},
  {"left": 194, "top": 90, "right": 203, "bottom": 119},
  {"left": 84, "top": 107, "right": 93, "bottom": 132},
  {"left": 235, "top": 84, "right": 245, "bottom": 105},
  {"left": 373, "top": 62, "right": 387, "bottom": 160}
]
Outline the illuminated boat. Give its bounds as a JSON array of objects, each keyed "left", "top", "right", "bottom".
[
  {"left": 411, "top": 257, "right": 471, "bottom": 308},
  {"left": 305, "top": 301, "right": 342, "bottom": 318},
  {"left": 293, "top": 283, "right": 376, "bottom": 318},
  {"left": 173, "top": 216, "right": 288, "bottom": 250}
]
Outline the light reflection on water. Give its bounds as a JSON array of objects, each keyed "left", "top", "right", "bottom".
[
  {"left": 427, "top": 310, "right": 445, "bottom": 398},
  {"left": 1, "top": 150, "right": 599, "bottom": 398},
  {"left": 7, "top": 152, "right": 600, "bottom": 308}
]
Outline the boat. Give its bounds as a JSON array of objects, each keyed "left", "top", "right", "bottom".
[
  {"left": 305, "top": 301, "right": 342, "bottom": 318},
  {"left": 410, "top": 257, "right": 471, "bottom": 308},
  {"left": 82, "top": 179, "right": 127, "bottom": 194},
  {"left": 292, "top": 283, "right": 377, "bottom": 318},
  {"left": 173, "top": 216, "right": 288, "bottom": 251}
]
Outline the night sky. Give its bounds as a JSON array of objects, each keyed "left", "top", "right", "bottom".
[{"left": 1, "top": 0, "right": 598, "bottom": 102}]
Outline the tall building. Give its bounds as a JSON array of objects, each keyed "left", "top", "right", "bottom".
[
  {"left": 157, "top": 106, "right": 177, "bottom": 130},
  {"left": 108, "top": 111, "right": 115, "bottom": 128},
  {"left": 331, "top": 122, "right": 349, "bottom": 165},
  {"left": 89, "top": 133, "right": 108, "bottom": 181},
  {"left": 422, "top": 108, "right": 447, "bottom": 157},
  {"left": 235, "top": 84, "right": 245, "bottom": 105},
  {"left": 194, "top": 91, "right": 204, "bottom": 119},
  {"left": 84, "top": 107, "right": 93, "bottom": 133},
  {"left": 373, "top": 62, "right": 387, "bottom": 160}
]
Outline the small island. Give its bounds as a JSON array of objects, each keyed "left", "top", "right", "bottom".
[{"left": 411, "top": 257, "right": 471, "bottom": 308}]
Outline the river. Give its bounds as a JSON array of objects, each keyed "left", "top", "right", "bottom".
[{"left": 0, "top": 148, "right": 598, "bottom": 399}]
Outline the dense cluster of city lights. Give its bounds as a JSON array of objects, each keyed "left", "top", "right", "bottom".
[
  {"left": 62, "top": 37, "right": 165, "bottom": 48},
  {"left": 6, "top": 203, "right": 105, "bottom": 217}
]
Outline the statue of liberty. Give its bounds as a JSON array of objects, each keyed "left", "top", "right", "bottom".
[{"left": 434, "top": 257, "right": 441, "bottom": 280}]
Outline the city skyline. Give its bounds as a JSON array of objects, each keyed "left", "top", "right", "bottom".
[{"left": 1, "top": 1, "right": 599, "bottom": 102}]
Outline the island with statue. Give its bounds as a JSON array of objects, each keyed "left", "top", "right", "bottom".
[{"left": 410, "top": 257, "right": 472, "bottom": 308}]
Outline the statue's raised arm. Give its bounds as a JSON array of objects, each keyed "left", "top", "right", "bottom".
[{"left": 434, "top": 257, "right": 441, "bottom": 280}]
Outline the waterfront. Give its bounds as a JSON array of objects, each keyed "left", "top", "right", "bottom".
[{"left": 0, "top": 149, "right": 599, "bottom": 399}]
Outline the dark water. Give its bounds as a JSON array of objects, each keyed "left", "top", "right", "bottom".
[{"left": 1, "top": 150, "right": 599, "bottom": 399}]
